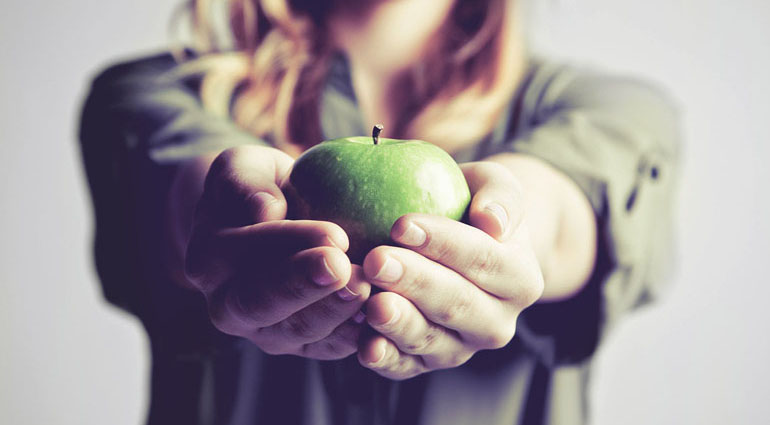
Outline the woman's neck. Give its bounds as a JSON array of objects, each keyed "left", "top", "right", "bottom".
[
  {"left": 346, "top": 56, "right": 401, "bottom": 132},
  {"left": 330, "top": 0, "right": 456, "bottom": 133}
]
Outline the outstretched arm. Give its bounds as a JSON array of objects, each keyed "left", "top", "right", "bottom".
[
  {"left": 356, "top": 158, "right": 595, "bottom": 379},
  {"left": 357, "top": 63, "right": 680, "bottom": 377}
]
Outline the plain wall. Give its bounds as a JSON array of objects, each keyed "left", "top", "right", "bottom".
[{"left": 1, "top": 1, "right": 768, "bottom": 424}]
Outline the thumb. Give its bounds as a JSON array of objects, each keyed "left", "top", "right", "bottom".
[
  {"left": 201, "top": 146, "right": 295, "bottom": 227},
  {"left": 462, "top": 162, "right": 523, "bottom": 242}
]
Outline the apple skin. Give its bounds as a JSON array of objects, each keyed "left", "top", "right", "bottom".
[{"left": 288, "top": 136, "right": 471, "bottom": 263}]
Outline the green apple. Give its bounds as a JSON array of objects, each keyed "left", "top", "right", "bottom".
[{"left": 288, "top": 125, "right": 471, "bottom": 263}]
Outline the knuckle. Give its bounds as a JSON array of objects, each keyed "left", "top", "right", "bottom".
[
  {"left": 280, "top": 313, "right": 317, "bottom": 342},
  {"left": 427, "top": 235, "right": 456, "bottom": 264},
  {"left": 482, "top": 325, "right": 516, "bottom": 350},
  {"left": 208, "top": 283, "right": 272, "bottom": 335},
  {"left": 314, "top": 337, "right": 356, "bottom": 360},
  {"left": 309, "top": 296, "right": 339, "bottom": 322},
  {"left": 258, "top": 340, "right": 294, "bottom": 356},
  {"left": 404, "top": 326, "right": 442, "bottom": 354},
  {"left": 444, "top": 351, "right": 473, "bottom": 369},
  {"left": 370, "top": 353, "right": 422, "bottom": 381},
  {"left": 226, "top": 285, "right": 270, "bottom": 325},
  {"left": 282, "top": 274, "right": 313, "bottom": 302},
  {"left": 207, "top": 148, "right": 240, "bottom": 185},
  {"left": 207, "top": 295, "right": 241, "bottom": 336},
  {"left": 514, "top": 268, "right": 545, "bottom": 307},
  {"left": 320, "top": 339, "right": 347, "bottom": 358},
  {"left": 435, "top": 292, "right": 474, "bottom": 326},
  {"left": 468, "top": 248, "right": 504, "bottom": 281},
  {"left": 524, "top": 270, "right": 545, "bottom": 306},
  {"left": 382, "top": 353, "right": 410, "bottom": 374},
  {"left": 206, "top": 147, "right": 274, "bottom": 224},
  {"left": 397, "top": 266, "right": 430, "bottom": 300}
]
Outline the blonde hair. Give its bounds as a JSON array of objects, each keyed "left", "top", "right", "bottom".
[{"left": 177, "top": 0, "right": 525, "bottom": 155}]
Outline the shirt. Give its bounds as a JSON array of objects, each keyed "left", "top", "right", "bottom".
[{"left": 79, "top": 51, "right": 680, "bottom": 425}]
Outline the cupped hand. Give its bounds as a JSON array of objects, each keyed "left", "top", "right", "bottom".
[
  {"left": 185, "top": 145, "right": 371, "bottom": 360},
  {"left": 358, "top": 161, "right": 544, "bottom": 379}
]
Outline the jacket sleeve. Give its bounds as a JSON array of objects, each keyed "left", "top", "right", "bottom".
[
  {"left": 78, "top": 52, "right": 263, "bottom": 355},
  {"left": 505, "top": 61, "right": 682, "bottom": 366}
]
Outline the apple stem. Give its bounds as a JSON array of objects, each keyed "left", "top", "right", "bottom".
[{"left": 372, "top": 124, "right": 384, "bottom": 145}]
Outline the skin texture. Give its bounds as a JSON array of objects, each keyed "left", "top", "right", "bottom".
[
  {"left": 356, "top": 161, "right": 545, "bottom": 378},
  {"left": 179, "top": 146, "right": 370, "bottom": 360},
  {"left": 174, "top": 146, "right": 595, "bottom": 376},
  {"left": 169, "top": 0, "right": 597, "bottom": 378}
]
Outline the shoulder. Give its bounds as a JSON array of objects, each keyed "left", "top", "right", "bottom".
[
  {"left": 87, "top": 51, "right": 180, "bottom": 91},
  {"left": 82, "top": 51, "right": 206, "bottom": 125},
  {"left": 80, "top": 51, "right": 266, "bottom": 166},
  {"left": 80, "top": 51, "right": 192, "bottom": 136},
  {"left": 470, "top": 58, "right": 681, "bottom": 163},
  {"left": 514, "top": 58, "right": 681, "bottom": 144}
]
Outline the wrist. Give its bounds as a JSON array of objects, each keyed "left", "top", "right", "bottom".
[{"left": 482, "top": 153, "right": 596, "bottom": 301}]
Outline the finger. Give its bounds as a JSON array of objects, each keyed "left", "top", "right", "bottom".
[
  {"left": 199, "top": 145, "right": 294, "bottom": 227},
  {"left": 393, "top": 214, "right": 542, "bottom": 305},
  {"left": 363, "top": 246, "right": 511, "bottom": 346},
  {"left": 390, "top": 213, "right": 519, "bottom": 297},
  {"left": 207, "top": 246, "right": 351, "bottom": 334},
  {"left": 366, "top": 292, "right": 471, "bottom": 369},
  {"left": 358, "top": 335, "right": 426, "bottom": 381},
  {"left": 255, "top": 265, "right": 371, "bottom": 346},
  {"left": 185, "top": 219, "right": 349, "bottom": 293},
  {"left": 299, "top": 317, "right": 367, "bottom": 360},
  {"left": 461, "top": 161, "right": 523, "bottom": 241},
  {"left": 217, "top": 220, "right": 350, "bottom": 263}
]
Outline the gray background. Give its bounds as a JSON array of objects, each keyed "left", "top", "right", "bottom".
[{"left": 1, "top": 0, "right": 768, "bottom": 424}]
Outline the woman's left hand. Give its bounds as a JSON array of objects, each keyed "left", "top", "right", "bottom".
[{"left": 358, "top": 161, "right": 545, "bottom": 380}]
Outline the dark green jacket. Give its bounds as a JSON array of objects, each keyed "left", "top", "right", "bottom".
[{"left": 79, "top": 52, "right": 679, "bottom": 425}]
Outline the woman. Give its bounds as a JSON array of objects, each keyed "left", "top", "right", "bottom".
[{"left": 80, "top": 0, "right": 679, "bottom": 424}]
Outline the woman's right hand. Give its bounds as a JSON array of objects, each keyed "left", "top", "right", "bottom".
[{"left": 184, "top": 145, "right": 371, "bottom": 360}]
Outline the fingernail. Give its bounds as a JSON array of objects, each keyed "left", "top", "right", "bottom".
[
  {"left": 312, "top": 257, "right": 339, "bottom": 286},
  {"left": 353, "top": 310, "right": 366, "bottom": 324},
  {"left": 484, "top": 202, "right": 508, "bottom": 236},
  {"left": 326, "top": 236, "right": 345, "bottom": 251},
  {"left": 374, "top": 256, "right": 403, "bottom": 283},
  {"left": 337, "top": 285, "right": 359, "bottom": 301},
  {"left": 370, "top": 340, "right": 387, "bottom": 365},
  {"left": 324, "top": 231, "right": 349, "bottom": 252},
  {"left": 373, "top": 303, "right": 400, "bottom": 327},
  {"left": 395, "top": 222, "right": 427, "bottom": 246}
]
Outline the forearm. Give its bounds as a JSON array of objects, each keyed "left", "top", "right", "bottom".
[{"left": 485, "top": 152, "right": 596, "bottom": 302}]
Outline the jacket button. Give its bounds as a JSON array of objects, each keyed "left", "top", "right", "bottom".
[{"left": 650, "top": 165, "right": 659, "bottom": 180}]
